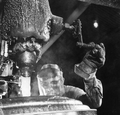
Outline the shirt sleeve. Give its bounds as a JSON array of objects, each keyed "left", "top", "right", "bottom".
[
  {"left": 83, "top": 72, "right": 103, "bottom": 108},
  {"left": 64, "top": 85, "right": 98, "bottom": 108},
  {"left": 64, "top": 85, "right": 86, "bottom": 99}
]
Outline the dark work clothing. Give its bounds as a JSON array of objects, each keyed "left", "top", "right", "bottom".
[{"left": 62, "top": 76, "right": 103, "bottom": 108}]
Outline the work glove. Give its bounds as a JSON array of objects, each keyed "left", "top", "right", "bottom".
[
  {"left": 84, "top": 42, "right": 105, "bottom": 69},
  {"left": 74, "top": 42, "right": 105, "bottom": 80}
]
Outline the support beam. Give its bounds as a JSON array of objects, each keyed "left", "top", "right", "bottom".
[{"left": 78, "top": 0, "right": 120, "bottom": 9}]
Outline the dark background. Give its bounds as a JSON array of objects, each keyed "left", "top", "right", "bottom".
[{"left": 38, "top": 0, "right": 120, "bottom": 115}]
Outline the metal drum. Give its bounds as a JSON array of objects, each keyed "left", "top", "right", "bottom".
[{"left": 0, "top": 96, "right": 97, "bottom": 115}]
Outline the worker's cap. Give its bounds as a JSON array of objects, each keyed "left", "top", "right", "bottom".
[{"left": 41, "top": 64, "right": 61, "bottom": 71}]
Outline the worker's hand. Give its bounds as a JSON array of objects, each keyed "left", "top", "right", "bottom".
[
  {"left": 74, "top": 42, "right": 105, "bottom": 80},
  {"left": 51, "top": 15, "right": 63, "bottom": 35},
  {"left": 84, "top": 42, "right": 105, "bottom": 69}
]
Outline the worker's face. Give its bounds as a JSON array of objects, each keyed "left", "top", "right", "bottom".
[{"left": 37, "top": 68, "right": 64, "bottom": 96}]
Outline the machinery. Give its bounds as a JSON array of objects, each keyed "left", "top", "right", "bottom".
[
  {"left": 0, "top": 0, "right": 119, "bottom": 114},
  {"left": 0, "top": 0, "right": 85, "bottom": 98}
]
